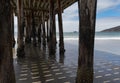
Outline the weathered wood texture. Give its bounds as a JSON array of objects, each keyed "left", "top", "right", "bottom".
[
  {"left": 0, "top": 0, "right": 16, "bottom": 82},
  {"left": 25, "top": 16, "right": 31, "bottom": 43},
  {"left": 38, "top": 23, "right": 41, "bottom": 44},
  {"left": 17, "top": 0, "right": 25, "bottom": 57},
  {"left": 42, "top": 12, "right": 46, "bottom": 46},
  {"left": 52, "top": 5, "right": 57, "bottom": 46},
  {"left": 49, "top": 0, "right": 56, "bottom": 55},
  {"left": 57, "top": 0, "right": 65, "bottom": 53},
  {"left": 31, "top": 12, "right": 37, "bottom": 46},
  {"left": 76, "top": 0, "right": 97, "bottom": 83},
  {"left": 46, "top": 20, "right": 49, "bottom": 42}
]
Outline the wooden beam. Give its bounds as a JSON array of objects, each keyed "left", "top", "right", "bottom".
[
  {"left": 38, "top": 23, "right": 42, "bottom": 45},
  {"left": 52, "top": 8, "right": 57, "bottom": 46},
  {"left": 33, "top": 0, "right": 36, "bottom": 8},
  {"left": 24, "top": 8, "right": 49, "bottom": 12},
  {"left": 37, "top": 0, "right": 41, "bottom": 8},
  {"left": 42, "top": 0, "right": 49, "bottom": 9},
  {"left": 24, "top": 15, "right": 48, "bottom": 22},
  {"left": 38, "top": 0, "right": 42, "bottom": 8},
  {"left": 17, "top": 0, "right": 25, "bottom": 57},
  {"left": 11, "top": 0, "right": 78, "bottom": 18},
  {"left": 76, "top": 0, "right": 97, "bottom": 83},
  {"left": 23, "top": 0, "right": 26, "bottom": 7},
  {"left": 31, "top": 12, "right": 37, "bottom": 46},
  {"left": 29, "top": 0, "right": 31, "bottom": 8},
  {"left": 42, "top": 11, "right": 46, "bottom": 46},
  {"left": 0, "top": 0, "right": 15, "bottom": 82},
  {"left": 41, "top": 1, "right": 45, "bottom": 7},
  {"left": 25, "top": 16, "right": 31, "bottom": 43},
  {"left": 10, "top": 0, "right": 16, "bottom": 8},
  {"left": 25, "top": 0, "right": 28, "bottom": 8},
  {"left": 46, "top": 20, "right": 49, "bottom": 42}
]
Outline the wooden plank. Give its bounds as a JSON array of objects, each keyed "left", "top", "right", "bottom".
[
  {"left": 43, "top": 1, "right": 49, "bottom": 9},
  {"left": 24, "top": 8, "right": 49, "bottom": 12},
  {"left": 37, "top": 0, "right": 40, "bottom": 8},
  {"left": 41, "top": 1, "right": 44, "bottom": 8}
]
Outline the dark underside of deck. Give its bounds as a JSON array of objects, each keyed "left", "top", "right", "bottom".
[{"left": 14, "top": 42, "right": 120, "bottom": 83}]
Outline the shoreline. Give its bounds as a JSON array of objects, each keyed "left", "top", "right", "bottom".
[
  {"left": 14, "top": 37, "right": 120, "bottom": 57},
  {"left": 64, "top": 39, "right": 120, "bottom": 56},
  {"left": 56, "top": 37, "right": 120, "bottom": 41}
]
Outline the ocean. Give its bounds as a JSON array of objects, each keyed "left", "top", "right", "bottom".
[
  {"left": 57, "top": 32, "right": 120, "bottom": 56},
  {"left": 56, "top": 32, "right": 120, "bottom": 40},
  {"left": 14, "top": 32, "right": 120, "bottom": 55},
  {"left": 15, "top": 32, "right": 120, "bottom": 40}
]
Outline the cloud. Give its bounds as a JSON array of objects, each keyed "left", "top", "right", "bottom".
[
  {"left": 55, "top": 2, "right": 79, "bottom": 32},
  {"left": 56, "top": 21, "right": 79, "bottom": 32},
  {"left": 62, "top": 2, "right": 78, "bottom": 21},
  {"left": 14, "top": 16, "right": 17, "bottom": 25},
  {"left": 63, "top": 0, "right": 120, "bottom": 19},
  {"left": 61, "top": 0, "right": 120, "bottom": 32},
  {"left": 56, "top": 17, "right": 120, "bottom": 32},
  {"left": 97, "top": 0, "right": 120, "bottom": 12},
  {"left": 96, "top": 17, "right": 120, "bottom": 31},
  {"left": 14, "top": 16, "right": 18, "bottom": 32}
]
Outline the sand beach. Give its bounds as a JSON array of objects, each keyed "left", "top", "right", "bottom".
[{"left": 13, "top": 38, "right": 120, "bottom": 83}]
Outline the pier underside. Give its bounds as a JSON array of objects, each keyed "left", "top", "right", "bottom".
[{"left": 1, "top": 0, "right": 99, "bottom": 82}]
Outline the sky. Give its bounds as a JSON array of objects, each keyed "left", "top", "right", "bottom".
[
  {"left": 14, "top": 0, "right": 120, "bottom": 32},
  {"left": 57, "top": 0, "right": 120, "bottom": 32}
]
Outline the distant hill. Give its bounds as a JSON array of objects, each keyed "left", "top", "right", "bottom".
[{"left": 101, "top": 26, "right": 120, "bottom": 32}]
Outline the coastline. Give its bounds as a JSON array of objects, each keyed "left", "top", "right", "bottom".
[{"left": 14, "top": 36, "right": 120, "bottom": 57}]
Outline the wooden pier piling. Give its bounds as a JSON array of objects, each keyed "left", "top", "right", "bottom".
[
  {"left": 17, "top": 0, "right": 25, "bottom": 58},
  {"left": 57, "top": 0, "right": 65, "bottom": 54},
  {"left": 0, "top": 0, "right": 98, "bottom": 82},
  {"left": 0, "top": 0, "right": 16, "bottom": 82},
  {"left": 76, "top": 0, "right": 97, "bottom": 83}
]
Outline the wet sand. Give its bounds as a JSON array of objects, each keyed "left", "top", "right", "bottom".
[
  {"left": 64, "top": 39, "right": 120, "bottom": 83},
  {"left": 13, "top": 39, "right": 120, "bottom": 83}
]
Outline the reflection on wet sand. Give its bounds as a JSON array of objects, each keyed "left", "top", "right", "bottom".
[{"left": 13, "top": 42, "right": 120, "bottom": 83}]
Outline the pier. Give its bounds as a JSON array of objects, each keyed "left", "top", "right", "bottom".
[{"left": 0, "top": 0, "right": 97, "bottom": 83}]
